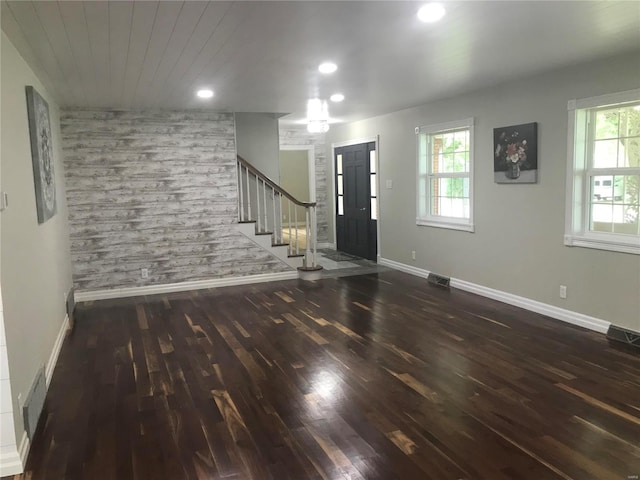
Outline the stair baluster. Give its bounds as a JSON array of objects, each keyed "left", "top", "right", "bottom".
[
  {"left": 272, "top": 190, "right": 278, "bottom": 244},
  {"left": 237, "top": 163, "right": 244, "bottom": 221},
  {"left": 288, "top": 200, "right": 293, "bottom": 256},
  {"left": 262, "top": 180, "right": 271, "bottom": 232},
  {"left": 294, "top": 206, "right": 299, "bottom": 255},
  {"left": 258, "top": 178, "right": 264, "bottom": 232},
  {"left": 235, "top": 155, "right": 320, "bottom": 271},
  {"left": 245, "top": 165, "right": 252, "bottom": 222}
]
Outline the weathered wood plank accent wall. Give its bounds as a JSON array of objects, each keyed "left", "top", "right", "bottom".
[
  {"left": 279, "top": 128, "right": 328, "bottom": 243},
  {"left": 61, "top": 110, "right": 290, "bottom": 292}
]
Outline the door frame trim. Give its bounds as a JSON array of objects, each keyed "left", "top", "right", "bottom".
[
  {"left": 330, "top": 136, "right": 380, "bottom": 259},
  {"left": 279, "top": 144, "right": 316, "bottom": 202}
]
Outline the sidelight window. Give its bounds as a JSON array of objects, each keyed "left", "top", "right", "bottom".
[
  {"left": 370, "top": 150, "right": 377, "bottom": 220},
  {"left": 336, "top": 154, "right": 344, "bottom": 215}
]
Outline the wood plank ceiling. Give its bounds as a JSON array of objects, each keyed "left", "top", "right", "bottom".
[{"left": 2, "top": 1, "right": 639, "bottom": 124}]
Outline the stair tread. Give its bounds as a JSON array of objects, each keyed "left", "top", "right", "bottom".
[
  {"left": 272, "top": 243, "right": 290, "bottom": 247},
  {"left": 238, "top": 220, "right": 256, "bottom": 224},
  {"left": 288, "top": 253, "right": 304, "bottom": 258},
  {"left": 255, "top": 231, "right": 273, "bottom": 236}
]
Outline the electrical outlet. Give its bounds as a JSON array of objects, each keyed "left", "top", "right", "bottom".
[
  {"left": 141, "top": 268, "right": 149, "bottom": 279},
  {"left": 559, "top": 285, "right": 567, "bottom": 299},
  {"left": 411, "top": 250, "right": 416, "bottom": 260},
  {"left": 386, "top": 179, "right": 393, "bottom": 189}
]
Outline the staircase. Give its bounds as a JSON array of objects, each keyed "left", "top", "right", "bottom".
[{"left": 234, "top": 155, "right": 323, "bottom": 280}]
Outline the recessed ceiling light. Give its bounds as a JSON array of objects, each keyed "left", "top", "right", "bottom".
[
  {"left": 318, "top": 62, "right": 338, "bottom": 74},
  {"left": 417, "top": 3, "right": 445, "bottom": 23},
  {"left": 330, "top": 93, "right": 345, "bottom": 102},
  {"left": 196, "top": 89, "right": 214, "bottom": 99}
]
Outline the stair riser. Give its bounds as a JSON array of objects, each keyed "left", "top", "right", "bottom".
[{"left": 233, "top": 223, "right": 303, "bottom": 269}]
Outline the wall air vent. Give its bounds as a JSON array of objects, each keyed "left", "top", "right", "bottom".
[
  {"left": 427, "top": 273, "right": 450, "bottom": 288},
  {"left": 66, "top": 287, "right": 76, "bottom": 331},
  {"left": 607, "top": 325, "right": 640, "bottom": 350},
  {"left": 23, "top": 368, "right": 47, "bottom": 441}
]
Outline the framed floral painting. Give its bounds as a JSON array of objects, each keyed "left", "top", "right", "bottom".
[
  {"left": 26, "top": 86, "right": 57, "bottom": 223},
  {"left": 493, "top": 122, "right": 538, "bottom": 184}
]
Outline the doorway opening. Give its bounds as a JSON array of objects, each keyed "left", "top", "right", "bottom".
[{"left": 279, "top": 146, "right": 315, "bottom": 249}]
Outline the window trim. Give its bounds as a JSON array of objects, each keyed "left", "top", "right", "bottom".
[
  {"left": 416, "top": 118, "right": 475, "bottom": 232},
  {"left": 564, "top": 88, "right": 640, "bottom": 255}
]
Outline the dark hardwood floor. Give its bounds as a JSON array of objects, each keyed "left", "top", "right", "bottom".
[{"left": 10, "top": 271, "right": 640, "bottom": 479}]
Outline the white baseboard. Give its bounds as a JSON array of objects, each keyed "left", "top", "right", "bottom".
[
  {"left": 75, "top": 271, "right": 300, "bottom": 302},
  {"left": 18, "top": 430, "right": 29, "bottom": 469},
  {"left": 318, "top": 242, "right": 336, "bottom": 249},
  {"left": 378, "top": 257, "right": 610, "bottom": 334},
  {"left": 46, "top": 314, "right": 69, "bottom": 386},
  {"left": 378, "top": 257, "right": 431, "bottom": 279},
  {"left": 0, "top": 443, "right": 23, "bottom": 477}
]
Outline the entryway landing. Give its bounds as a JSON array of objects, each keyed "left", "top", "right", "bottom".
[{"left": 316, "top": 248, "right": 388, "bottom": 278}]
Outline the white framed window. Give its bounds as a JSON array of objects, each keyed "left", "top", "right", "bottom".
[
  {"left": 565, "top": 89, "right": 640, "bottom": 255},
  {"left": 416, "top": 118, "right": 474, "bottom": 232}
]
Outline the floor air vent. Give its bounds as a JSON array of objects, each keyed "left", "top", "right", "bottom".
[
  {"left": 427, "top": 273, "right": 450, "bottom": 288},
  {"left": 23, "top": 368, "right": 47, "bottom": 441},
  {"left": 607, "top": 325, "right": 640, "bottom": 350}
]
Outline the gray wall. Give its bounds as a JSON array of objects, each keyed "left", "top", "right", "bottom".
[
  {"left": 327, "top": 52, "right": 640, "bottom": 331},
  {"left": 60, "top": 109, "right": 291, "bottom": 292},
  {"left": 1, "top": 31, "right": 73, "bottom": 445},
  {"left": 279, "top": 128, "right": 329, "bottom": 243},
  {"left": 235, "top": 112, "right": 280, "bottom": 179}
]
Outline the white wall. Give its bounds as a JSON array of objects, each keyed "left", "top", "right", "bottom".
[
  {"left": 0, "top": 286, "right": 22, "bottom": 476},
  {"left": 235, "top": 112, "right": 281, "bottom": 179},
  {"left": 0, "top": 31, "right": 73, "bottom": 463},
  {"left": 327, "top": 52, "right": 640, "bottom": 331}
]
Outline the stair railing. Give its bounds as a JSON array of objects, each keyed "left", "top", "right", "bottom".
[{"left": 236, "top": 155, "right": 318, "bottom": 269}]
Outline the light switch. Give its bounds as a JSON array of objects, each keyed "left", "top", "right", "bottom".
[
  {"left": 0, "top": 192, "right": 8, "bottom": 211},
  {"left": 385, "top": 180, "right": 393, "bottom": 189}
]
